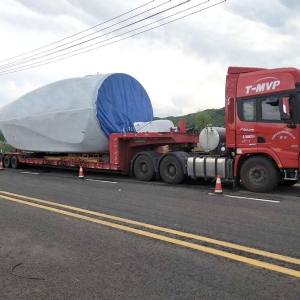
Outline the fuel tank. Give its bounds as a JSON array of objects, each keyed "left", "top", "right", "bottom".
[{"left": 199, "top": 126, "right": 226, "bottom": 152}]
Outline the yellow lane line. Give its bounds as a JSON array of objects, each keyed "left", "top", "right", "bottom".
[
  {"left": 1, "top": 195, "right": 300, "bottom": 278},
  {"left": 0, "top": 190, "right": 299, "bottom": 266}
]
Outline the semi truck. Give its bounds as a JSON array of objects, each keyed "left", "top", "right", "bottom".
[{"left": 1, "top": 66, "right": 299, "bottom": 193}]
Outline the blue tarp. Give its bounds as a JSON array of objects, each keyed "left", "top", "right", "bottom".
[{"left": 96, "top": 73, "right": 154, "bottom": 137}]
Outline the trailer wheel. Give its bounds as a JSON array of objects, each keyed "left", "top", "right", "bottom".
[
  {"left": 240, "top": 156, "right": 279, "bottom": 193},
  {"left": 3, "top": 155, "right": 11, "bottom": 168},
  {"left": 11, "top": 156, "right": 19, "bottom": 169},
  {"left": 159, "top": 155, "right": 185, "bottom": 184},
  {"left": 133, "top": 154, "right": 155, "bottom": 181}
]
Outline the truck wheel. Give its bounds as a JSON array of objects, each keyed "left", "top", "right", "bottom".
[
  {"left": 240, "top": 156, "right": 279, "bottom": 193},
  {"left": 3, "top": 155, "right": 11, "bottom": 168},
  {"left": 11, "top": 156, "right": 19, "bottom": 169},
  {"left": 133, "top": 154, "right": 155, "bottom": 181},
  {"left": 159, "top": 155, "right": 185, "bottom": 184}
]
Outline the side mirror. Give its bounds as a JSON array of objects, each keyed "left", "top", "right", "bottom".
[{"left": 279, "top": 97, "right": 291, "bottom": 120}]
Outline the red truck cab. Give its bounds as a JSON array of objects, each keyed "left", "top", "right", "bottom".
[{"left": 226, "top": 66, "right": 300, "bottom": 192}]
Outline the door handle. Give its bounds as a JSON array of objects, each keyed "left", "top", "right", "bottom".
[{"left": 258, "top": 136, "right": 265, "bottom": 143}]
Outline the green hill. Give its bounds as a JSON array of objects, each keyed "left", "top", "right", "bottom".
[{"left": 155, "top": 107, "right": 225, "bottom": 128}]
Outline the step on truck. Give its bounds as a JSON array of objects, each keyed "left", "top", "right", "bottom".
[{"left": 1, "top": 66, "right": 300, "bottom": 193}]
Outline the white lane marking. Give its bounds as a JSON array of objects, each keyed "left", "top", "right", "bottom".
[
  {"left": 208, "top": 193, "right": 280, "bottom": 203},
  {"left": 21, "top": 172, "right": 40, "bottom": 175},
  {"left": 84, "top": 178, "right": 117, "bottom": 184},
  {"left": 225, "top": 194, "right": 280, "bottom": 203}
]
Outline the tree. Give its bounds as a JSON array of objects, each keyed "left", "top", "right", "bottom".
[
  {"left": 194, "top": 111, "right": 211, "bottom": 130},
  {"left": 0, "top": 130, "right": 6, "bottom": 142},
  {"left": 0, "top": 131, "right": 14, "bottom": 152}
]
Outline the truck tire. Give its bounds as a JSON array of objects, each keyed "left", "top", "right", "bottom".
[
  {"left": 3, "top": 155, "right": 11, "bottom": 168},
  {"left": 159, "top": 155, "right": 185, "bottom": 184},
  {"left": 11, "top": 156, "right": 19, "bottom": 169},
  {"left": 240, "top": 156, "right": 279, "bottom": 193},
  {"left": 133, "top": 154, "right": 155, "bottom": 181}
]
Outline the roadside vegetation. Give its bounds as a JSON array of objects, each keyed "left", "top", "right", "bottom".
[
  {"left": 0, "top": 131, "right": 14, "bottom": 152},
  {"left": 155, "top": 107, "right": 225, "bottom": 128}
]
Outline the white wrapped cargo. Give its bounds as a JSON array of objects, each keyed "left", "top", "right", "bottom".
[
  {"left": 134, "top": 120, "right": 174, "bottom": 132},
  {"left": 0, "top": 73, "right": 154, "bottom": 153}
]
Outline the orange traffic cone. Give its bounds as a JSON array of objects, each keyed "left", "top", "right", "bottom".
[
  {"left": 0, "top": 158, "right": 3, "bottom": 170},
  {"left": 78, "top": 165, "right": 84, "bottom": 179},
  {"left": 214, "top": 174, "right": 223, "bottom": 194}
]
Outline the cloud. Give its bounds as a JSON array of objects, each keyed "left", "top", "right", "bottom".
[
  {"left": 279, "top": 0, "right": 300, "bottom": 9},
  {"left": 15, "top": 0, "right": 72, "bottom": 16},
  {"left": 1, "top": 0, "right": 300, "bottom": 119},
  {"left": 153, "top": 104, "right": 183, "bottom": 118},
  {"left": 223, "top": 0, "right": 290, "bottom": 28}
]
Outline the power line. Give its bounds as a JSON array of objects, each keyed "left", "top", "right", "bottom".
[
  {"left": 0, "top": 0, "right": 173, "bottom": 70},
  {"left": 0, "top": 0, "right": 187, "bottom": 70},
  {"left": 0, "top": 0, "right": 226, "bottom": 75},
  {"left": 0, "top": 0, "right": 220, "bottom": 75},
  {"left": 0, "top": 0, "right": 155, "bottom": 63},
  {"left": 0, "top": 0, "right": 193, "bottom": 74}
]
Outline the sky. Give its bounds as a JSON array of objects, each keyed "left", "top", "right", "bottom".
[{"left": 1, "top": 0, "right": 300, "bottom": 117}]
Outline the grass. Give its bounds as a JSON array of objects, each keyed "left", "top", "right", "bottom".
[{"left": 0, "top": 144, "right": 14, "bottom": 153}]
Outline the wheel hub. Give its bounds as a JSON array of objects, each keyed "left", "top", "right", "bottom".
[
  {"left": 140, "top": 162, "right": 148, "bottom": 173},
  {"left": 167, "top": 164, "right": 176, "bottom": 176},
  {"left": 249, "top": 166, "right": 266, "bottom": 183}
]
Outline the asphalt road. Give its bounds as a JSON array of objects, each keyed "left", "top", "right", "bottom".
[{"left": 0, "top": 167, "right": 300, "bottom": 299}]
